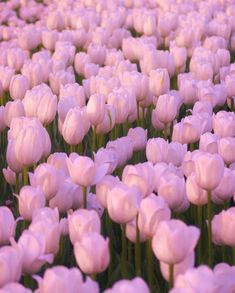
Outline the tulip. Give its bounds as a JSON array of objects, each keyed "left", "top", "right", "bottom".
[
  {"left": 36, "top": 93, "right": 57, "bottom": 126},
  {"left": 104, "top": 277, "right": 149, "bottom": 293},
  {"left": 0, "top": 283, "right": 32, "bottom": 293},
  {"left": 4, "top": 100, "right": 25, "bottom": 128},
  {"left": 59, "top": 83, "right": 86, "bottom": 108},
  {"left": 127, "top": 127, "right": 147, "bottom": 152},
  {"left": 0, "top": 246, "right": 22, "bottom": 287},
  {"left": 96, "top": 104, "right": 116, "bottom": 135},
  {"left": 86, "top": 93, "right": 105, "bottom": 127},
  {"left": 213, "top": 111, "right": 235, "bottom": 138},
  {"left": 68, "top": 209, "right": 101, "bottom": 245},
  {"left": 2, "top": 166, "right": 17, "bottom": 186},
  {"left": 171, "top": 266, "right": 215, "bottom": 293},
  {"left": 149, "top": 68, "right": 170, "bottom": 99},
  {"left": 13, "top": 230, "right": 53, "bottom": 275},
  {"left": 36, "top": 266, "right": 99, "bottom": 293},
  {"left": 199, "top": 132, "right": 219, "bottom": 154},
  {"left": 21, "top": 62, "right": 44, "bottom": 88},
  {"left": 0, "top": 206, "right": 16, "bottom": 245},
  {"left": 62, "top": 107, "right": 85, "bottom": 147},
  {"left": 218, "top": 137, "right": 235, "bottom": 166},
  {"left": 9, "top": 74, "right": 29, "bottom": 100},
  {"left": 74, "top": 232, "right": 110, "bottom": 275},
  {"left": 152, "top": 220, "right": 199, "bottom": 288},
  {"left": 41, "top": 30, "right": 59, "bottom": 51},
  {"left": 146, "top": 138, "right": 168, "bottom": 165}
]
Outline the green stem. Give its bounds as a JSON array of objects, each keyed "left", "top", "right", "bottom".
[
  {"left": 137, "top": 101, "right": 140, "bottom": 126},
  {"left": 90, "top": 273, "right": 96, "bottom": 281},
  {"left": 70, "top": 144, "right": 76, "bottom": 153},
  {"left": 121, "top": 224, "right": 127, "bottom": 278},
  {"left": 77, "top": 142, "right": 83, "bottom": 154},
  {"left": 197, "top": 205, "right": 202, "bottom": 265},
  {"left": 23, "top": 166, "right": 29, "bottom": 186},
  {"left": 207, "top": 190, "right": 213, "bottom": 267},
  {"left": 106, "top": 211, "right": 113, "bottom": 279},
  {"left": 15, "top": 173, "right": 20, "bottom": 194},
  {"left": 222, "top": 245, "right": 226, "bottom": 263},
  {"left": 169, "top": 264, "right": 174, "bottom": 290},
  {"left": 92, "top": 126, "right": 97, "bottom": 153},
  {"left": 164, "top": 124, "right": 168, "bottom": 141},
  {"left": 128, "top": 240, "right": 132, "bottom": 263},
  {"left": 233, "top": 247, "right": 235, "bottom": 265},
  {"left": 146, "top": 239, "right": 154, "bottom": 293},
  {"left": 135, "top": 215, "right": 141, "bottom": 276},
  {"left": 83, "top": 186, "right": 87, "bottom": 209}
]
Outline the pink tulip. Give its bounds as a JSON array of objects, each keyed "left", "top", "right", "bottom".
[
  {"left": 149, "top": 68, "right": 170, "bottom": 99},
  {"left": 0, "top": 66, "right": 15, "bottom": 91},
  {"left": 86, "top": 93, "right": 106, "bottom": 126},
  {"left": 107, "top": 182, "right": 140, "bottom": 224},
  {"left": 104, "top": 277, "right": 149, "bottom": 293},
  {"left": 0, "top": 283, "right": 32, "bottom": 293},
  {"left": 96, "top": 104, "right": 116, "bottom": 134},
  {"left": 186, "top": 174, "right": 208, "bottom": 206},
  {"left": 127, "top": 127, "right": 147, "bottom": 151},
  {"left": 41, "top": 30, "right": 59, "bottom": 51},
  {"left": 59, "top": 83, "right": 86, "bottom": 108},
  {"left": 21, "top": 62, "right": 44, "bottom": 88},
  {"left": 66, "top": 153, "right": 109, "bottom": 187},
  {"left": 152, "top": 219, "right": 200, "bottom": 264},
  {"left": 218, "top": 137, "right": 235, "bottom": 166},
  {"left": 4, "top": 100, "right": 25, "bottom": 128},
  {"left": 16, "top": 185, "right": 45, "bottom": 221},
  {"left": 6, "top": 139, "right": 23, "bottom": 173},
  {"left": 194, "top": 153, "right": 224, "bottom": 191},
  {"left": 7, "top": 48, "right": 26, "bottom": 72},
  {"left": 68, "top": 209, "right": 101, "bottom": 245},
  {"left": 36, "top": 266, "right": 99, "bottom": 293},
  {"left": 9, "top": 74, "right": 29, "bottom": 100},
  {"left": 0, "top": 105, "right": 6, "bottom": 132},
  {"left": 74, "top": 232, "right": 110, "bottom": 274},
  {"left": 18, "top": 27, "right": 41, "bottom": 51},
  {"left": 0, "top": 246, "right": 22, "bottom": 287},
  {"left": 126, "top": 218, "right": 148, "bottom": 243},
  {"left": 0, "top": 206, "right": 16, "bottom": 245},
  {"left": 146, "top": 138, "right": 168, "bottom": 165},
  {"left": 13, "top": 230, "right": 53, "bottom": 275},
  {"left": 213, "top": 111, "right": 235, "bottom": 138},
  {"left": 199, "top": 132, "right": 219, "bottom": 154},
  {"left": 2, "top": 166, "right": 17, "bottom": 186},
  {"left": 49, "top": 70, "right": 75, "bottom": 95},
  {"left": 138, "top": 194, "right": 171, "bottom": 239}
]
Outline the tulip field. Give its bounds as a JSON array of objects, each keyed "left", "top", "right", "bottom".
[{"left": 1, "top": 0, "right": 235, "bottom": 292}]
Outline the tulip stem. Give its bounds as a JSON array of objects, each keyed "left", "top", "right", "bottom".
[
  {"left": 77, "top": 142, "right": 83, "bottom": 154},
  {"left": 164, "top": 124, "right": 168, "bottom": 141},
  {"left": 135, "top": 215, "right": 141, "bottom": 276},
  {"left": 70, "top": 144, "right": 76, "bottom": 153},
  {"left": 207, "top": 190, "right": 213, "bottom": 267},
  {"left": 106, "top": 211, "right": 113, "bottom": 279},
  {"left": 15, "top": 173, "right": 20, "bottom": 194},
  {"left": 23, "top": 166, "right": 29, "bottom": 186},
  {"left": 137, "top": 101, "right": 140, "bottom": 126},
  {"left": 233, "top": 247, "right": 235, "bottom": 265},
  {"left": 90, "top": 273, "right": 96, "bottom": 281},
  {"left": 128, "top": 240, "right": 132, "bottom": 263},
  {"left": 169, "top": 264, "right": 174, "bottom": 290},
  {"left": 92, "top": 126, "right": 97, "bottom": 153},
  {"left": 146, "top": 239, "right": 154, "bottom": 293},
  {"left": 83, "top": 186, "right": 87, "bottom": 209},
  {"left": 121, "top": 224, "right": 127, "bottom": 278},
  {"left": 197, "top": 205, "right": 202, "bottom": 264}
]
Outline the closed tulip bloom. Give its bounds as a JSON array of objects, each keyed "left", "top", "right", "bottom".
[
  {"left": 158, "top": 174, "right": 187, "bottom": 211},
  {"left": 126, "top": 218, "right": 148, "bottom": 243},
  {"left": 155, "top": 93, "right": 181, "bottom": 124},
  {"left": 66, "top": 153, "right": 109, "bottom": 187},
  {"left": 166, "top": 142, "right": 187, "bottom": 167},
  {"left": 49, "top": 180, "right": 74, "bottom": 213},
  {"left": 62, "top": 107, "right": 85, "bottom": 146},
  {"left": 30, "top": 163, "right": 65, "bottom": 201},
  {"left": 96, "top": 104, "right": 116, "bottom": 134},
  {"left": 160, "top": 252, "right": 195, "bottom": 283},
  {"left": 68, "top": 209, "right": 101, "bottom": 245},
  {"left": 0, "top": 106, "right": 6, "bottom": 132},
  {"left": 178, "top": 75, "right": 198, "bottom": 106},
  {"left": 7, "top": 48, "right": 26, "bottom": 72},
  {"left": 74, "top": 52, "right": 91, "bottom": 76},
  {"left": 213, "top": 111, "right": 235, "bottom": 138},
  {"left": 146, "top": 138, "right": 168, "bottom": 165},
  {"left": 74, "top": 232, "right": 110, "bottom": 275},
  {"left": 171, "top": 266, "right": 216, "bottom": 293},
  {"left": 86, "top": 93, "right": 106, "bottom": 126},
  {"left": 199, "top": 132, "right": 219, "bottom": 154},
  {"left": 42, "top": 30, "right": 59, "bottom": 51},
  {"left": 36, "top": 265, "right": 99, "bottom": 293},
  {"left": 2, "top": 166, "right": 17, "bottom": 186},
  {"left": 36, "top": 93, "right": 57, "bottom": 126},
  {"left": 15, "top": 230, "right": 53, "bottom": 275},
  {"left": 4, "top": 100, "right": 25, "bottom": 128},
  {"left": 96, "top": 175, "right": 120, "bottom": 208},
  {"left": 149, "top": 68, "right": 170, "bottom": 98},
  {"left": 192, "top": 101, "right": 213, "bottom": 116},
  {"left": 0, "top": 206, "right": 16, "bottom": 245},
  {"left": 49, "top": 70, "right": 75, "bottom": 95},
  {"left": 0, "top": 283, "right": 32, "bottom": 293},
  {"left": 94, "top": 148, "right": 118, "bottom": 175},
  {"left": 6, "top": 139, "right": 23, "bottom": 173},
  {"left": 138, "top": 194, "right": 171, "bottom": 239},
  {"left": 127, "top": 127, "right": 147, "bottom": 151},
  {"left": 21, "top": 62, "right": 44, "bottom": 88},
  {"left": 0, "top": 246, "right": 22, "bottom": 287},
  {"left": 9, "top": 74, "right": 29, "bottom": 100},
  {"left": 214, "top": 263, "right": 235, "bottom": 293},
  {"left": 18, "top": 27, "right": 41, "bottom": 51},
  {"left": 104, "top": 277, "right": 149, "bottom": 293},
  {"left": 122, "top": 162, "right": 155, "bottom": 198},
  {"left": 59, "top": 83, "right": 86, "bottom": 108},
  {"left": 16, "top": 185, "right": 45, "bottom": 221},
  {"left": 186, "top": 174, "right": 208, "bottom": 206},
  {"left": 182, "top": 150, "right": 204, "bottom": 178},
  {"left": 29, "top": 218, "right": 61, "bottom": 256},
  {"left": 15, "top": 125, "right": 44, "bottom": 167},
  {"left": 0, "top": 66, "right": 15, "bottom": 91},
  {"left": 107, "top": 182, "right": 140, "bottom": 224},
  {"left": 151, "top": 106, "right": 165, "bottom": 131},
  {"left": 194, "top": 153, "right": 224, "bottom": 191},
  {"left": 218, "top": 137, "right": 235, "bottom": 166},
  {"left": 152, "top": 219, "right": 200, "bottom": 264},
  {"left": 212, "top": 168, "right": 235, "bottom": 204}
]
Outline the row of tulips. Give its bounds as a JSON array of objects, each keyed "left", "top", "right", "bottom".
[{"left": 1, "top": 0, "right": 235, "bottom": 292}]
